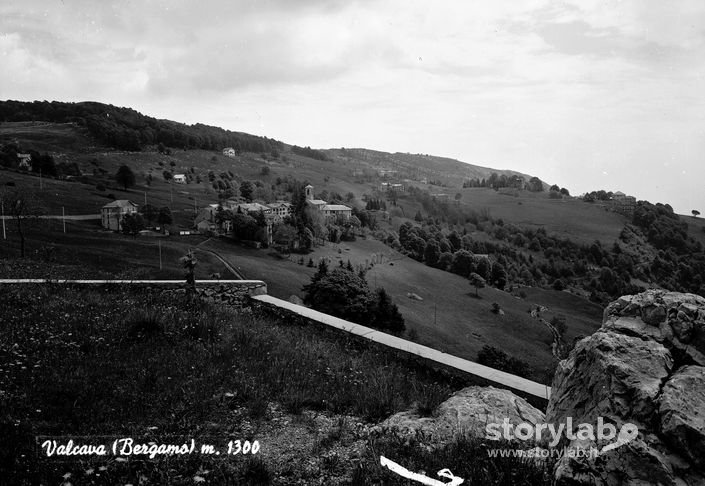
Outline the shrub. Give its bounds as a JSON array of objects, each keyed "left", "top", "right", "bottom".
[
  {"left": 477, "top": 345, "right": 532, "bottom": 378},
  {"left": 124, "top": 308, "right": 164, "bottom": 338}
]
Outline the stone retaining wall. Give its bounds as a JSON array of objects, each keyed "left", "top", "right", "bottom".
[{"left": 0, "top": 279, "right": 267, "bottom": 308}]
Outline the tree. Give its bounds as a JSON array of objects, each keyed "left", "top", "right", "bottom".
[
  {"left": 424, "top": 240, "right": 441, "bottom": 267},
  {"left": 475, "top": 257, "right": 491, "bottom": 280},
  {"left": 527, "top": 177, "right": 544, "bottom": 192},
  {"left": 693, "top": 210, "right": 700, "bottom": 218},
  {"left": 121, "top": 213, "right": 145, "bottom": 238},
  {"left": 303, "top": 268, "right": 374, "bottom": 323},
  {"left": 469, "top": 272, "right": 486, "bottom": 297},
  {"left": 451, "top": 249, "right": 475, "bottom": 277},
  {"left": 370, "top": 288, "right": 405, "bottom": 333},
  {"left": 0, "top": 188, "right": 44, "bottom": 257},
  {"left": 454, "top": 193, "right": 462, "bottom": 205},
  {"left": 240, "top": 180, "right": 254, "bottom": 201},
  {"left": 141, "top": 204, "right": 158, "bottom": 224},
  {"left": 179, "top": 249, "right": 198, "bottom": 288},
  {"left": 157, "top": 206, "right": 173, "bottom": 232},
  {"left": 490, "top": 262, "right": 508, "bottom": 290},
  {"left": 477, "top": 345, "right": 532, "bottom": 378},
  {"left": 115, "top": 165, "right": 136, "bottom": 190}
]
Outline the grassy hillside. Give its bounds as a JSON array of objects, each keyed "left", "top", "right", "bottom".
[
  {"left": 455, "top": 188, "right": 628, "bottom": 245},
  {"left": 2, "top": 277, "right": 554, "bottom": 485},
  {"left": 1, "top": 119, "right": 614, "bottom": 384},
  {"left": 325, "top": 148, "right": 533, "bottom": 188},
  {"left": 200, "top": 236, "right": 602, "bottom": 383}
]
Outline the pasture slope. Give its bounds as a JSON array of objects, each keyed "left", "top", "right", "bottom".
[{"left": 2, "top": 120, "right": 616, "bottom": 383}]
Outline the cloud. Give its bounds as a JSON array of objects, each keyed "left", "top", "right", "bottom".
[{"left": 0, "top": 0, "right": 704, "bottom": 213}]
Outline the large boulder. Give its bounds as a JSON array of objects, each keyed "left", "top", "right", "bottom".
[
  {"left": 372, "top": 386, "right": 544, "bottom": 448},
  {"left": 547, "top": 290, "right": 705, "bottom": 486}
]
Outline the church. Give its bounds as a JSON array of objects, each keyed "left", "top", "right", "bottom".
[{"left": 305, "top": 185, "right": 352, "bottom": 220}]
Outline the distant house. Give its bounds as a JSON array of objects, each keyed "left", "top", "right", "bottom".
[
  {"left": 194, "top": 204, "right": 233, "bottom": 235},
  {"left": 380, "top": 182, "right": 405, "bottom": 192},
  {"left": 612, "top": 191, "right": 636, "bottom": 216},
  {"left": 222, "top": 147, "right": 236, "bottom": 157},
  {"left": 196, "top": 220, "right": 218, "bottom": 235},
  {"left": 173, "top": 174, "right": 186, "bottom": 184},
  {"left": 17, "top": 153, "right": 31, "bottom": 170},
  {"left": 101, "top": 200, "right": 139, "bottom": 231}
]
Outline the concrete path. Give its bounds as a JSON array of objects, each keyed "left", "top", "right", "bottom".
[{"left": 253, "top": 294, "right": 552, "bottom": 401}]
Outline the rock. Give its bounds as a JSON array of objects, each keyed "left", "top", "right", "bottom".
[
  {"left": 548, "top": 290, "right": 705, "bottom": 486},
  {"left": 658, "top": 366, "right": 705, "bottom": 469},
  {"left": 548, "top": 331, "right": 672, "bottom": 424},
  {"left": 374, "top": 386, "right": 544, "bottom": 448}
]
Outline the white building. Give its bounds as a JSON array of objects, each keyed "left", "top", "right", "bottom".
[{"left": 173, "top": 174, "right": 186, "bottom": 184}]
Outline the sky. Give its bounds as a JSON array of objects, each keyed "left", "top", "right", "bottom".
[{"left": 1, "top": 0, "right": 704, "bottom": 215}]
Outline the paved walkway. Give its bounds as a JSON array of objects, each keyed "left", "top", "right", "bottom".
[{"left": 253, "top": 294, "right": 552, "bottom": 401}]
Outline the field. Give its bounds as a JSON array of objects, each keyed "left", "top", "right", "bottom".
[
  {"left": 0, "top": 220, "right": 229, "bottom": 280},
  {"left": 202, "top": 236, "right": 603, "bottom": 383}
]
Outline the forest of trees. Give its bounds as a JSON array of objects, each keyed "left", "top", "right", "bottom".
[
  {"left": 0, "top": 100, "right": 282, "bottom": 153},
  {"left": 462, "top": 173, "right": 548, "bottom": 192},
  {"left": 290, "top": 145, "right": 329, "bottom": 161}
]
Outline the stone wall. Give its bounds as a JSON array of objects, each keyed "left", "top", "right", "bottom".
[{"left": 0, "top": 279, "right": 267, "bottom": 308}]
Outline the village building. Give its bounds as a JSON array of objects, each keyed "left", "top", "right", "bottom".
[
  {"left": 101, "top": 200, "right": 139, "bottom": 231},
  {"left": 194, "top": 204, "right": 233, "bottom": 235},
  {"left": 222, "top": 147, "right": 236, "bottom": 157},
  {"left": 612, "top": 191, "right": 637, "bottom": 216},
  {"left": 16, "top": 153, "right": 32, "bottom": 170},
  {"left": 173, "top": 174, "right": 186, "bottom": 184},
  {"left": 380, "top": 182, "right": 405, "bottom": 192},
  {"left": 305, "top": 185, "right": 351, "bottom": 220},
  {"left": 266, "top": 201, "right": 293, "bottom": 222}
]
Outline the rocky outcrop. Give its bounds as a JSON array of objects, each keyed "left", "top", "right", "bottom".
[
  {"left": 372, "top": 386, "right": 545, "bottom": 448},
  {"left": 547, "top": 290, "right": 705, "bottom": 486}
]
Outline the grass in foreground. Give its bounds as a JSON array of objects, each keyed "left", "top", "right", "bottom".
[{"left": 0, "top": 280, "right": 552, "bottom": 484}]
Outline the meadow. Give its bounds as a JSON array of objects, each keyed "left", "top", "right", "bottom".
[{"left": 203, "top": 236, "right": 603, "bottom": 384}]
